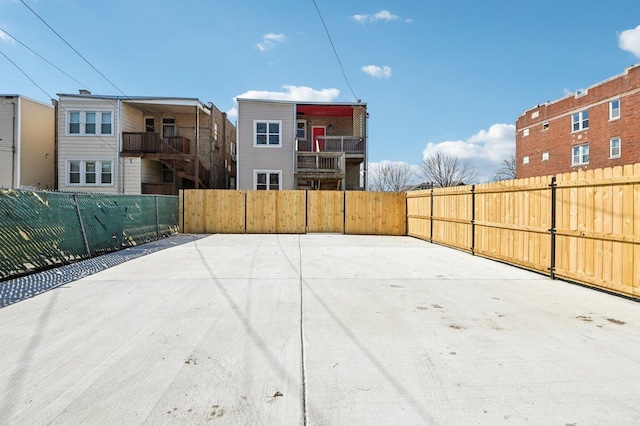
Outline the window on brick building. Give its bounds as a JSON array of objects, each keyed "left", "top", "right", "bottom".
[
  {"left": 609, "top": 99, "right": 620, "bottom": 120},
  {"left": 523, "top": 129, "right": 529, "bottom": 137},
  {"left": 542, "top": 122, "right": 549, "bottom": 131},
  {"left": 572, "top": 110, "right": 589, "bottom": 132},
  {"left": 610, "top": 138, "right": 621, "bottom": 158},
  {"left": 522, "top": 156, "right": 529, "bottom": 165},
  {"left": 571, "top": 144, "right": 589, "bottom": 166},
  {"left": 542, "top": 152, "right": 549, "bottom": 161}
]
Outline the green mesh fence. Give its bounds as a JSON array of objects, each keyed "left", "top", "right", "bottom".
[{"left": 0, "top": 189, "right": 178, "bottom": 280}]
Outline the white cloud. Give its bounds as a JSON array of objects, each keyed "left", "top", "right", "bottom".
[
  {"left": 362, "top": 65, "right": 392, "bottom": 79},
  {"left": 256, "top": 33, "right": 286, "bottom": 51},
  {"left": 0, "top": 29, "right": 13, "bottom": 43},
  {"left": 226, "top": 107, "right": 237, "bottom": 120},
  {"left": 618, "top": 25, "right": 640, "bottom": 58},
  {"left": 422, "top": 124, "right": 516, "bottom": 182},
  {"left": 235, "top": 85, "right": 340, "bottom": 102},
  {"left": 350, "top": 10, "right": 411, "bottom": 24}
]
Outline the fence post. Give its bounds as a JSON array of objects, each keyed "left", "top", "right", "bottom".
[
  {"left": 155, "top": 196, "right": 160, "bottom": 238},
  {"left": 429, "top": 187, "right": 434, "bottom": 243},
  {"left": 73, "top": 194, "right": 91, "bottom": 257},
  {"left": 549, "top": 177, "right": 557, "bottom": 280},
  {"left": 471, "top": 185, "right": 476, "bottom": 255}
]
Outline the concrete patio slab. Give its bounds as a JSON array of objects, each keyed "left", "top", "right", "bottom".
[{"left": 1, "top": 234, "right": 639, "bottom": 425}]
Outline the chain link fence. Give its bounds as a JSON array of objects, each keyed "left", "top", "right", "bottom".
[{"left": 0, "top": 189, "right": 178, "bottom": 280}]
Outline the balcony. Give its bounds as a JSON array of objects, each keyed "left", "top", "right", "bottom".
[
  {"left": 297, "top": 136, "right": 365, "bottom": 157},
  {"left": 121, "top": 133, "right": 190, "bottom": 156},
  {"left": 295, "top": 152, "right": 345, "bottom": 180}
]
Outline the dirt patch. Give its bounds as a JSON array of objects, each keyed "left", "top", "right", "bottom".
[
  {"left": 576, "top": 315, "right": 593, "bottom": 322},
  {"left": 606, "top": 318, "right": 626, "bottom": 325}
]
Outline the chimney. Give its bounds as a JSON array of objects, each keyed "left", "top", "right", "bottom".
[{"left": 79, "top": 89, "right": 91, "bottom": 95}]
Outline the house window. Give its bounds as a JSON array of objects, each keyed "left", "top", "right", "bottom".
[
  {"left": 572, "top": 144, "right": 589, "bottom": 166},
  {"left": 542, "top": 152, "right": 549, "bottom": 161},
  {"left": 67, "top": 160, "right": 113, "bottom": 185},
  {"left": 67, "top": 111, "right": 113, "bottom": 135},
  {"left": 523, "top": 129, "right": 529, "bottom": 137},
  {"left": 296, "top": 120, "right": 307, "bottom": 139},
  {"left": 85, "top": 112, "right": 96, "bottom": 134},
  {"left": 572, "top": 110, "right": 589, "bottom": 132},
  {"left": 610, "top": 138, "right": 621, "bottom": 158},
  {"left": 609, "top": 99, "right": 620, "bottom": 120},
  {"left": 145, "top": 117, "right": 155, "bottom": 132},
  {"left": 522, "top": 156, "right": 529, "bottom": 165},
  {"left": 69, "top": 112, "right": 81, "bottom": 134},
  {"left": 255, "top": 171, "right": 281, "bottom": 190},
  {"left": 162, "top": 118, "right": 176, "bottom": 138},
  {"left": 254, "top": 120, "right": 281, "bottom": 146},
  {"left": 214, "top": 122, "right": 219, "bottom": 141},
  {"left": 542, "top": 121, "right": 549, "bottom": 131},
  {"left": 69, "top": 161, "right": 81, "bottom": 183}
]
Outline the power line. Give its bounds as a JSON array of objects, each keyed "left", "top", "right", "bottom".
[
  {"left": 0, "top": 26, "right": 91, "bottom": 91},
  {"left": 18, "top": 0, "right": 129, "bottom": 99},
  {"left": 0, "top": 48, "right": 117, "bottom": 151},
  {"left": 311, "top": 0, "right": 359, "bottom": 101}
]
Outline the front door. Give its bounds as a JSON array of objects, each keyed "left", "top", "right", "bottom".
[{"left": 312, "top": 126, "right": 326, "bottom": 152}]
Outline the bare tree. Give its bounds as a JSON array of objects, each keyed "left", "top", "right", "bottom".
[
  {"left": 368, "top": 162, "right": 416, "bottom": 192},
  {"left": 492, "top": 150, "right": 517, "bottom": 181},
  {"left": 419, "top": 152, "right": 478, "bottom": 187}
]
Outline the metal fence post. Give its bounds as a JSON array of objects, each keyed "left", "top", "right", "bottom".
[
  {"left": 155, "top": 196, "right": 160, "bottom": 238},
  {"left": 549, "top": 177, "right": 557, "bottom": 280},
  {"left": 429, "top": 187, "right": 434, "bottom": 243},
  {"left": 471, "top": 185, "right": 476, "bottom": 255},
  {"left": 73, "top": 194, "right": 91, "bottom": 257}
]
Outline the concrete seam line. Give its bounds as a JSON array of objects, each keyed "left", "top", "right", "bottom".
[{"left": 298, "top": 234, "right": 308, "bottom": 425}]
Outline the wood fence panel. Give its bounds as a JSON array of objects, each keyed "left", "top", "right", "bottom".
[
  {"left": 554, "top": 165, "right": 640, "bottom": 297},
  {"left": 432, "top": 186, "right": 472, "bottom": 251},
  {"left": 246, "top": 190, "right": 306, "bottom": 234},
  {"left": 345, "top": 191, "right": 406, "bottom": 236},
  {"left": 474, "top": 177, "right": 551, "bottom": 274},
  {"left": 182, "top": 189, "right": 206, "bottom": 233},
  {"left": 204, "top": 190, "right": 246, "bottom": 234},
  {"left": 406, "top": 190, "right": 431, "bottom": 240},
  {"left": 307, "top": 191, "right": 345, "bottom": 233},
  {"left": 276, "top": 191, "right": 306, "bottom": 234}
]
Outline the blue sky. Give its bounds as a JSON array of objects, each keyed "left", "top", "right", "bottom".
[{"left": 2, "top": 0, "right": 640, "bottom": 182}]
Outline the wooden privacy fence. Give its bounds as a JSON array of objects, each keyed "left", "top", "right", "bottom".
[
  {"left": 407, "top": 164, "right": 640, "bottom": 298},
  {"left": 180, "top": 190, "right": 406, "bottom": 236}
]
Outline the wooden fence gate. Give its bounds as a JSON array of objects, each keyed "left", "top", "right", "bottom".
[{"left": 180, "top": 190, "right": 406, "bottom": 236}]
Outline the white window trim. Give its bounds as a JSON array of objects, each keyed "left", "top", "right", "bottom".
[
  {"left": 609, "top": 99, "right": 621, "bottom": 121},
  {"left": 522, "top": 156, "right": 529, "bottom": 165},
  {"left": 296, "top": 119, "right": 307, "bottom": 140},
  {"left": 254, "top": 170, "right": 282, "bottom": 190},
  {"left": 571, "top": 144, "right": 589, "bottom": 166},
  {"left": 571, "top": 110, "right": 589, "bottom": 133},
  {"left": 67, "top": 160, "right": 114, "bottom": 186},
  {"left": 610, "top": 137, "right": 621, "bottom": 159},
  {"left": 66, "top": 110, "right": 114, "bottom": 136},
  {"left": 253, "top": 120, "right": 282, "bottom": 147}
]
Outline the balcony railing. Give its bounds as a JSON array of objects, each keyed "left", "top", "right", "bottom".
[
  {"left": 296, "top": 152, "right": 345, "bottom": 178},
  {"left": 296, "top": 136, "right": 365, "bottom": 155},
  {"left": 122, "top": 133, "right": 190, "bottom": 155}
]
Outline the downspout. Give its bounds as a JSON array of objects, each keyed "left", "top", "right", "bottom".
[
  {"left": 363, "top": 104, "right": 368, "bottom": 191},
  {"left": 195, "top": 105, "right": 199, "bottom": 189},
  {"left": 10, "top": 99, "right": 17, "bottom": 188},
  {"left": 14, "top": 97, "right": 21, "bottom": 188},
  {"left": 116, "top": 98, "right": 122, "bottom": 193}
]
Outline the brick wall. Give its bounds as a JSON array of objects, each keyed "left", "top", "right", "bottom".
[{"left": 516, "top": 63, "right": 640, "bottom": 178}]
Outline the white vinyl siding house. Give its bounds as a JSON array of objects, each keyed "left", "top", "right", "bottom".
[
  {"left": 57, "top": 96, "right": 119, "bottom": 193},
  {"left": 237, "top": 100, "right": 295, "bottom": 190},
  {"left": 0, "top": 95, "right": 55, "bottom": 190}
]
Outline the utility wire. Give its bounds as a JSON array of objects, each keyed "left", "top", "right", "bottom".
[
  {"left": 19, "top": 0, "right": 129, "bottom": 99},
  {"left": 0, "top": 27, "right": 91, "bottom": 92},
  {"left": 1, "top": 48, "right": 117, "bottom": 151},
  {"left": 311, "top": 0, "right": 359, "bottom": 101}
]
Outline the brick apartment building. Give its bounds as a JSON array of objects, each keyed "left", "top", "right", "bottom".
[{"left": 516, "top": 63, "right": 640, "bottom": 179}]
